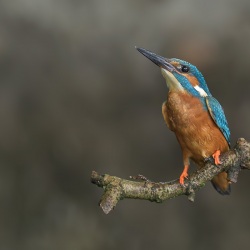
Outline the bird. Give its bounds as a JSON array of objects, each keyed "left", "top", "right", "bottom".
[{"left": 136, "top": 47, "right": 231, "bottom": 195}]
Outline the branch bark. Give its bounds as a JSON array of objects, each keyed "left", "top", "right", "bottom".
[{"left": 91, "top": 138, "right": 250, "bottom": 214}]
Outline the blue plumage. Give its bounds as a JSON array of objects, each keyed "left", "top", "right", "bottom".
[
  {"left": 205, "top": 96, "right": 231, "bottom": 146},
  {"left": 172, "top": 58, "right": 212, "bottom": 96},
  {"left": 173, "top": 72, "right": 208, "bottom": 99}
]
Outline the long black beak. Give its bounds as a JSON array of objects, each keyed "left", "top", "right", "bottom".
[{"left": 136, "top": 47, "right": 174, "bottom": 72}]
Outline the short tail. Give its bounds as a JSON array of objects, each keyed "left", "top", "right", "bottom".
[{"left": 211, "top": 172, "right": 231, "bottom": 195}]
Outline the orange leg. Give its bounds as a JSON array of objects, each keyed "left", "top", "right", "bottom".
[
  {"left": 212, "top": 150, "right": 221, "bottom": 165},
  {"left": 179, "top": 165, "right": 189, "bottom": 185}
]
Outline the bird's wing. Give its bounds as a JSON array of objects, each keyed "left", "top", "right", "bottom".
[
  {"left": 205, "top": 96, "right": 230, "bottom": 146},
  {"left": 162, "top": 101, "right": 174, "bottom": 131}
]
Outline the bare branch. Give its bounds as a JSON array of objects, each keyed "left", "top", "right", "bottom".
[{"left": 91, "top": 138, "right": 250, "bottom": 214}]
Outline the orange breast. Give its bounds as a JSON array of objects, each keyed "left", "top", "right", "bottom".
[{"left": 166, "top": 91, "right": 229, "bottom": 167}]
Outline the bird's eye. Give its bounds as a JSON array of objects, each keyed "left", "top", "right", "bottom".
[{"left": 181, "top": 65, "right": 189, "bottom": 73}]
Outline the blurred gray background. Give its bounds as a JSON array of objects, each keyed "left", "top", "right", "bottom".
[{"left": 0, "top": 0, "right": 250, "bottom": 249}]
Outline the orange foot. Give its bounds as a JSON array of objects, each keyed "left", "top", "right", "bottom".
[
  {"left": 179, "top": 165, "right": 189, "bottom": 185},
  {"left": 212, "top": 149, "right": 221, "bottom": 165}
]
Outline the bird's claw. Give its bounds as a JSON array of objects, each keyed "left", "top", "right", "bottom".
[
  {"left": 212, "top": 150, "right": 222, "bottom": 165},
  {"left": 179, "top": 172, "right": 188, "bottom": 185}
]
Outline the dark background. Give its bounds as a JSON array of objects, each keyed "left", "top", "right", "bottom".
[{"left": 1, "top": 0, "right": 250, "bottom": 249}]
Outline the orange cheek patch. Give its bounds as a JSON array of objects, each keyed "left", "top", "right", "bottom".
[
  {"left": 171, "top": 61, "right": 181, "bottom": 68},
  {"left": 184, "top": 75, "right": 199, "bottom": 87}
]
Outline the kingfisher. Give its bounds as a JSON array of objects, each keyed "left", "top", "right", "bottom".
[{"left": 136, "top": 47, "right": 231, "bottom": 195}]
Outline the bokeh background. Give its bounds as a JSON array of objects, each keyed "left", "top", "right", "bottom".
[{"left": 1, "top": 0, "right": 250, "bottom": 249}]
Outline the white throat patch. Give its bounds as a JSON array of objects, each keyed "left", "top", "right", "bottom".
[
  {"left": 161, "top": 68, "right": 184, "bottom": 91},
  {"left": 194, "top": 85, "right": 208, "bottom": 97}
]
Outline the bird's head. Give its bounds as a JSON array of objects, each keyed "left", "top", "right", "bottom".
[{"left": 136, "top": 47, "right": 211, "bottom": 98}]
